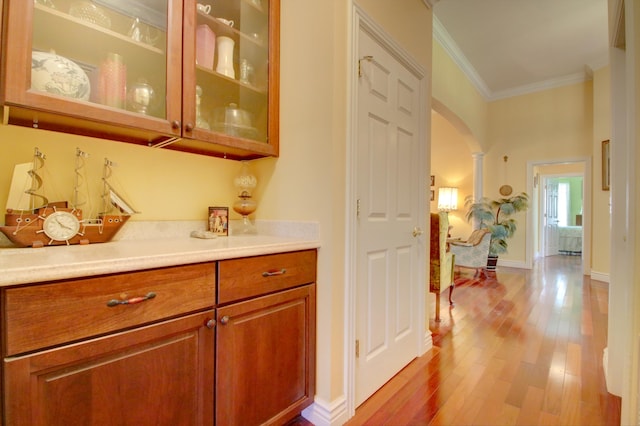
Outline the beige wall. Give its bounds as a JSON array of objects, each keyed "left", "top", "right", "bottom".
[
  {"left": 486, "top": 82, "right": 594, "bottom": 262},
  {"left": 0, "top": 126, "right": 240, "bottom": 221},
  {"left": 592, "top": 66, "right": 612, "bottom": 275},
  {"left": 432, "top": 47, "right": 611, "bottom": 272},
  {"left": 432, "top": 41, "right": 487, "bottom": 151}
]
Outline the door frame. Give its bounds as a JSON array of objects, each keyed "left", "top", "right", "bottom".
[
  {"left": 526, "top": 157, "right": 591, "bottom": 275},
  {"left": 344, "top": 4, "right": 430, "bottom": 417}
]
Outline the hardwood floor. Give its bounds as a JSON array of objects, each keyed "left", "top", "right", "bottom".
[{"left": 343, "top": 255, "right": 621, "bottom": 426}]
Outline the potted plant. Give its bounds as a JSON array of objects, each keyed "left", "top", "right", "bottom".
[{"left": 464, "top": 192, "right": 529, "bottom": 270}]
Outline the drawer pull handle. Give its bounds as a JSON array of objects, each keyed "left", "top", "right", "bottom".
[
  {"left": 262, "top": 268, "right": 287, "bottom": 277},
  {"left": 107, "top": 292, "right": 156, "bottom": 307}
]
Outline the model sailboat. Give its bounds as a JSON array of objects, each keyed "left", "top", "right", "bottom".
[{"left": 0, "top": 148, "right": 138, "bottom": 248}]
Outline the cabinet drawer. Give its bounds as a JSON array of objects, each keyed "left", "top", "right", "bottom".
[
  {"left": 218, "top": 250, "right": 317, "bottom": 304},
  {"left": 3, "top": 262, "right": 216, "bottom": 356}
]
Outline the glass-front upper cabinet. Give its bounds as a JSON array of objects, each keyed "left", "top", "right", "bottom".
[
  {"left": 179, "top": 0, "right": 279, "bottom": 158},
  {"left": 1, "top": 0, "right": 280, "bottom": 159},
  {"left": 1, "top": 0, "right": 183, "bottom": 143}
]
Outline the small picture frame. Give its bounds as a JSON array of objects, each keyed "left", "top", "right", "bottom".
[
  {"left": 208, "top": 207, "right": 229, "bottom": 236},
  {"left": 602, "top": 140, "right": 610, "bottom": 191},
  {"left": 430, "top": 175, "right": 435, "bottom": 187}
]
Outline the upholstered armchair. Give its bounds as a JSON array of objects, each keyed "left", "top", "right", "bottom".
[
  {"left": 430, "top": 212, "right": 455, "bottom": 322},
  {"left": 449, "top": 229, "right": 491, "bottom": 277}
]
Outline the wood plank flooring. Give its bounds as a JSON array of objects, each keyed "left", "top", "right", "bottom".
[{"left": 343, "top": 255, "right": 621, "bottom": 425}]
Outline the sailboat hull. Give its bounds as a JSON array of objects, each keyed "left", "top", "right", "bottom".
[{"left": 1, "top": 206, "right": 130, "bottom": 248}]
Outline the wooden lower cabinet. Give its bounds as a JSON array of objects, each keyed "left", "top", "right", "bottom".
[
  {"left": 1, "top": 250, "right": 317, "bottom": 425},
  {"left": 216, "top": 284, "right": 316, "bottom": 426},
  {"left": 3, "top": 310, "right": 215, "bottom": 426}
]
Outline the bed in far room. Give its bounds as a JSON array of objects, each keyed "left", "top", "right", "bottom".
[{"left": 558, "top": 226, "right": 582, "bottom": 255}]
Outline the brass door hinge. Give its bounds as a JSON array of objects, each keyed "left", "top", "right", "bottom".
[
  {"left": 355, "top": 339, "right": 360, "bottom": 358},
  {"left": 358, "top": 56, "right": 373, "bottom": 77}
]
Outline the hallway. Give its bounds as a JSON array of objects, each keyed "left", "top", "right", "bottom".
[{"left": 345, "top": 255, "right": 621, "bottom": 425}]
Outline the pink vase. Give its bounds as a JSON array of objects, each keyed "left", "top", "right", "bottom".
[
  {"left": 98, "top": 52, "right": 126, "bottom": 109},
  {"left": 196, "top": 25, "right": 216, "bottom": 69}
]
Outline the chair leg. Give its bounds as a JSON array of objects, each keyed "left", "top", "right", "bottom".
[
  {"left": 449, "top": 284, "right": 454, "bottom": 306},
  {"left": 435, "top": 293, "right": 441, "bottom": 322}
]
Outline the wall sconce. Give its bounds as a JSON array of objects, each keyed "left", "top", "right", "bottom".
[{"left": 437, "top": 187, "right": 458, "bottom": 212}]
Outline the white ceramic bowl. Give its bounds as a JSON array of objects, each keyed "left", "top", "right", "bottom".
[{"left": 31, "top": 51, "right": 91, "bottom": 100}]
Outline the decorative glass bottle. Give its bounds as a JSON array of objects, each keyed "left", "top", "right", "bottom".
[
  {"left": 232, "top": 161, "right": 257, "bottom": 234},
  {"left": 195, "top": 85, "right": 210, "bottom": 129}
]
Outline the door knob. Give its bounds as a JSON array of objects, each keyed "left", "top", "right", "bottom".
[{"left": 412, "top": 227, "right": 423, "bottom": 237}]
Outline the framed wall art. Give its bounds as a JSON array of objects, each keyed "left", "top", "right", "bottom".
[
  {"left": 602, "top": 140, "right": 610, "bottom": 191},
  {"left": 208, "top": 207, "right": 229, "bottom": 236}
]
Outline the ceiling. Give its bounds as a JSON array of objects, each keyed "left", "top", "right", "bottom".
[{"left": 431, "top": 0, "right": 610, "bottom": 101}]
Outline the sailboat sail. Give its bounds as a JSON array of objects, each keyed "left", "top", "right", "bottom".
[
  {"left": 109, "top": 186, "right": 139, "bottom": 215},
  {"left": 100, "top": 158, "right": 138, "bottom": 215},
  {"left": 6, "top": 163, "right": 35, "bottom": 211},
  {"left": 6, "top": 148, "right": 49, "bottom": 211}
]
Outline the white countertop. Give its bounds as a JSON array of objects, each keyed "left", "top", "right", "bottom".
[{"left": 0, "top": 220, "right": 320, "bottom": 286}]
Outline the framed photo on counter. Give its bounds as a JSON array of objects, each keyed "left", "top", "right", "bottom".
[{"left": 208, "top": 207, "right": 229, "bottom": 236}]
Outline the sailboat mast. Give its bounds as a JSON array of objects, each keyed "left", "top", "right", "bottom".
[
  {"left": 100, "top": 158, "right": 114, "bottom": 215},
  {"left": 72, "top": 148, "right": 89, "bottom": 210},
  {"left": 25, "top": 148, "right": 48, "bottom": 211}
]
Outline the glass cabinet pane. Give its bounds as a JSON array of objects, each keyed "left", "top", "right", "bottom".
[
  {"left": 193, "top": 0, "right": 269, "bottom": 143},
  {"left": 31, "top": 0, "right": 168, "bottom": 120}
]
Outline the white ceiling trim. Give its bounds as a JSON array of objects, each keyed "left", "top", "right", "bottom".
[
  {"left": 433, "top": 16, "right": 492, "bottom": 101},
  {"left": 489, "top": 72, "right": 587, "bottom": 101}
]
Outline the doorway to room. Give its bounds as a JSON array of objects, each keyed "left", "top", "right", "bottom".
[{"left": 527, "top": 158, "right": 591, "bottom": 275}]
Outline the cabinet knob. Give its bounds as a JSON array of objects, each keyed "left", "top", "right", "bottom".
[
  {"left": 205, "top": 318, "right": 216, "bottom": 329},
  {"left": 171, "top": 120, "right": 181, "bottom": 130},
  {"left": 185, "top": 123, "right": 194, "bottom": 132},
  {"left": 220, "top": 315, "right": 230, "bottom": 325}
]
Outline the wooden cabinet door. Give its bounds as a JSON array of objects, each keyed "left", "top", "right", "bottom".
[
  {"left": 3, "top": 311, "right": 215, "bottom": 426},
  {"left": 1, "top": 0, "right": 183, "bottom": 144},
  {"left": 177, "top": 0, "right": 280, "bottom": 159},
  {"left": 216, "top": 284, "right": 315, "bottom": 425}
]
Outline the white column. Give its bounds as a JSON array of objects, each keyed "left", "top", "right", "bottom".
[{"left": 472, "top": 152, "right": 484, "bottom": 201}]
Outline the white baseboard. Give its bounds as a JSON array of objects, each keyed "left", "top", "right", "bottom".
[
  {"left": 497, "top": 259, "right": 529, "bottom": 269},
  {"left": 423, "top": 332, "right": 434, "bottom": 355},
  {"left": 603, "top": 347, "right": 610, "bottom": 392},
  {"left": 302, "top": 395, "right": 349, "bottom": 426},
  {"left": 590, "top": 271, "right": 610, "bottom": 283}
]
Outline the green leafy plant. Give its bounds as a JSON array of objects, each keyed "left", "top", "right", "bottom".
[{"left": 464, "top": 192, "right": 530, "bottom": 256}]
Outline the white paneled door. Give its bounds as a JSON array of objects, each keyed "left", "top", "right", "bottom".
[
  {"left": 544, "top": 179, "right": 560, "bottom": 256},
  {"left": 355, "top": 27, "right": 423, "bottom": 406}
]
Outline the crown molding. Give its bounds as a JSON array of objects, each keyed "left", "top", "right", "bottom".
[
  {"left": 433, "top": 16, "right": 492, "bottom": 100},
  {"left": 422, "top": 0, "right": 439, "bottom": 9},
  {"left": 489, "top": 72, "right": 588, "bottom": 101}
]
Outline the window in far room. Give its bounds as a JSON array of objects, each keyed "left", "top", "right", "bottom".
[{"left": 558, "top": 182, "right": 569, "bottom": 227}]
